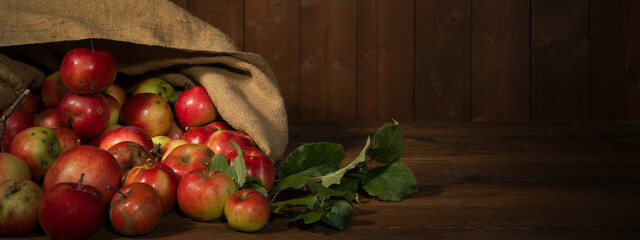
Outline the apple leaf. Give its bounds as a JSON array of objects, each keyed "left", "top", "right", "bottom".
[
  {"left": 229, "top": 140, "right": 246, "bottom": 188},
  {"left": 274, "top": 174, "right": 313, "bottom": 193},
  {"left": 361, "top": 160, "right": 417, "bottom": 201},
  {"left": 320, "top": 137, "right": 370, "bottom": 188},
  {"left": 243, "top": 176, "right": 268, "bottom": 197},
  {"left": 321, "top": 200, "right": 353, "bottom": 229},
  {"left": 271, "top": 194, "right": 319, "bottom": 213},
  {"left": 291, "top": 210, "right": 324, "bottom": 224},
  {"left": 278, "top": 143, "right": 345, "bottom": 178},
  {"left": 208, "top": 153, "right": 230, "bottom": 172},
  {"left": 367, "top": 120, "right": 404, "bottom": 164},
  {"left": 306, "top": 180, "right": 349, "bottom": 202}
]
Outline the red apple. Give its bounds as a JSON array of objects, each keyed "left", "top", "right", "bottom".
[
  {"left": 52, "top": 127, "right": 82, "bottom": 154},
  {"left": 60, "top": 47, "right": 117, "bottom": 94},
  {"left": 124, "top": 160, "right": 179, "bottom": 215},
  {"left": 167, "top": 121, "right": 185, "bottom": 140},
  {"left": 161, "top": 143, "right": 214, "bottom": 180},
  {"left": 107, "top": 141, "right": 152, "bottom": 178},
  {"left": 104, "top": 83, "right": 127, "bottom": 107},
  {"left": 99, "top": 125, "right": 154, "bottom": 151},
  {"left": 0, "top": 152, "right": 31, "bottom": 181},
  {"left": 120, "top": 93, "right": 173, "bottom": 137},
  {"left": 204, "top": 121, "right": 232, "bottom": 131},
  {"left": 39, "top": 174, "right": 104, "bottom": 240},
  {"left": 226, "top": 147, "right": 275, "bottom": 190},
  {"left": 57, "top": 92, "right": 110, "bottom": 138},
  {"left": 181, "top": 126, "right": 216, "bottom": 145},
  {"left": 43, "top": 145, "right": 122, "bottom": 206},
  {"left": 40, "top": 71, "right": 70, "bottom": 109},
  {"left": 174, "top": 86, "right": 218, "bottom": 128},
  {"left": 0, "top": 179, "right": 43, "bottom": 236},
  {"left": 8, "top": 127, "right": 60, "bottom": 180},
  {"left": 108, "top": 183, "right": 163, "bottom": 236},
  {"left": 34, "top": 108, "right": 66, "bottom": 129},
  {"left": 1, "top": 107, "right": 34, "bottom": 151},
  {"left": 160, "top": 139, "right": 188, "bottom": 161},
  {"left": 19, "top": 91, "right": 39, "bottom": 115},
  {"left": 104, "top": 93, "right": 120, "bottom": 125},
  {"left": 177, "top": 167, "right": 236, "bottom": 221},
  {"left": 224, "top": 189, "right": 270, "bottom": 232},
  {"left": 88, "top": 123, "right": 121, "bottom": 147},
  {"left": 204, "top": 130, "right": 256, "bottom": 156}
]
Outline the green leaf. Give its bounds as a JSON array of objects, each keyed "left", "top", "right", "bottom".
[
  {"left": 368, "top": 120, "right": 404, "bottom": 164},
  {"left": 291, "top": 211, "right": 323, "bottom": 224},
  {"left": 271, "top": 195, "right": 319, "bottom": 213},
  {"left": 208, "top": 153, "right": 230, "bottom": 172},
  {"left": 278, "top": 143, "right": 345, "bottom": 178},
  {"left": 295, "top": 165, "right": 339, "bottom": 178},
  {"left": 242, "top": 176, "right": 268, "bottom": 197},
  {"left": 274, "top": 174, "right": 313, "bottom": 193},
  {"left": 230, "top": 140, "right": 246, "bottom": 188},
  {"left": 306, "top": 180, "right": 348, "bottom": 202},
  {"left": 320, "top": 137, "right": 371, "bottom": 188},
  {"left": 361, "top": 160, "right": 417, "bottom": 201},
  {"left": 321, "top": 200, "right": 353, "bottom": 229}
]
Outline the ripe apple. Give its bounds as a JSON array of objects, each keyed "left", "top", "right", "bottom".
[
  {"left": 87, "top": 123, "right": 121, "bottom": 147},
  {"left": 8, "top": 127, "right": 60, "bottom": 180},
  {"left": 224, "top": 189, "right": 270, "bottom": 232},
  {"left": 1, "top": 107, "right": 34, "bottom": 151},
  {"left": 226, "top": 147, "right": 275, "bottom": 190},
  {"left": 177, "top": 167, "right": 236, "bottom": 221},
  {"left": 152, "top": 135, "right": 172, "bottom": 151},
  {"left": 160, "top": 139, "right": 188, "bottom": 161},
  {"left": 161, "top": 143, "right": 214, "bottom": 180},
  {"left": 0, "top": 179, "right": 43, "bottom": 236},
  {"left": 108, "top": 183, "right": 163, "bottom": 236},
  {"left": 204, "top": 120, "right": 232, "bottom": 131},
  {"left": 104, "top": 93, "right": 120, "bottom": 125},
  {"left": 39, "top": 174, "right": 104, "bottom": 240},
  {"left": 167, "top": 121, "right": 185, "bottom": 140},
  {"left": 19, "top": 91, "right": 39, "bottom": 115},
  {"left": 120, "top": 93, "right": 173, "bottom": 137},
  {"left": 34, "top": 108, "right": 67, "bottom": 129},
  {"left": 104, "top": 83, "right": 127, "bottom": 107},
  {"left": 60, "top": 47, "right": 117, "bottom": 94},
  {"left": 124, "top": 161, "right": 179, "bottom": 215},
  {"left": 53, "top": 127, "right": 82, "bottom": 154},
  {"left": 0, "top": 152, "right": 31, "bottom": 181},
  {"left": 204, "top": 130, "right": 256, "bottom": 156},
  {"left": 181, "top": 126, "right": 216, "bottom": 145},
  {"left": 107, "top": 141, "right": 152, "bottom": 178},
  {"left": 40, "top": 71, "right": 70, "bottom": 109},
  {"left": 43, "top": 145, "right": 122, "bottom": 206},
  {"left": 98, "top": 125, "right": 154, "bottom": 151},
  {"left": 174, "top": 86, "right": 218, "bottom": 128},
  {"left": 57, "top": 92, "right": 110, "bottom": 138},
  {"left": 132, "top": 77, "right": 176, "bottom": 102}
]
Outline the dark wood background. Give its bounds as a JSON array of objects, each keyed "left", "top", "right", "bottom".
[{"left": 170, "top": 0, "right": 640, "bottom": 123}]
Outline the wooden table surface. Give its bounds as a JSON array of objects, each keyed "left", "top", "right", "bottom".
[{"left": 19, "top": 121, "right": 640, "bottom": 239}]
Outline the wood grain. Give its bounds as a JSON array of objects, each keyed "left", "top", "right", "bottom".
[
  {"left": 625, "top": 0, "right": 640, "bottom": 120},
  {"left": 356, "top": 0, "right": 414, "bottom": 122},
  {"left": 531, "top": 0, "right": 589, "bottom": 120},
  {"left": 299, "top": 0, "right": 357, "bottom": 122},
  {"left": 471, "top": 0, "right": 530, "bottom": 121},
  {"left": 245, "top": 0, "right": 301, "bottom": 122},
  {"left": 415, "top": 0, "right": 472, "bottom": 121},
  {"left": 188, "top": 0, "right": 245, "bottom": 50}
]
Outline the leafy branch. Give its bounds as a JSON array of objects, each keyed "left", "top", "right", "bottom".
[{"left": 270, "top": 121, "right": 417, "bottom": 229}]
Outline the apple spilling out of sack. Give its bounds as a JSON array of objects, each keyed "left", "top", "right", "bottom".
[{"left": 0, "top": 45, "right": 274, "bottom": 238}]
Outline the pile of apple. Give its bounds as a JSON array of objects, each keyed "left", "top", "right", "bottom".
[{"left": 0, "top": 45, "right": 275, "bottom": 238}]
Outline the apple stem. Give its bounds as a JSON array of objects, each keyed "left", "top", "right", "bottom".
[
  {"left": 76, "top": 139, "right": 82, "bottom": 147},
  {"left": 77, "top": 172, "right": 85, "bottom": 190},
  {"left": 107, "top": 185, "right": 128, "bottom": 199},
  {"left": 0, "top": 89, "right": 31, "bottom": 152},
  {"left": 90, "top": 40, "right": 94, "bottom": 52}
]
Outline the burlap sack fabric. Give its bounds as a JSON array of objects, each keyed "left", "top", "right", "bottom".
[{"left": 0, "top": 0, "right": 288, "bottom": 162}]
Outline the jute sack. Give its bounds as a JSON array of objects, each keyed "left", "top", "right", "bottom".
[{"left": 0, "top": 0, "right": 288, "bottom": 162}]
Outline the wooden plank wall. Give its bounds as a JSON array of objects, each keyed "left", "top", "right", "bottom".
[{"left": 170, "top": 0, "right": 640, "bottom": 123}]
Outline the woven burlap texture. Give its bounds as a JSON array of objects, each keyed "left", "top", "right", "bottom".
[{"left": 0, "top": 0, "right": 288, "bottom": 162}]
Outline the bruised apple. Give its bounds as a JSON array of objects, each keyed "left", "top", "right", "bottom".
[
  {"left": 0, "top": 179, "right": 43, "bottom": 236},
  {"left": 8, "top": 127, "right": 60, "bottom": 180},
  {"left": 161, "top": 143, "right": 214, "bottom": 180}
]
